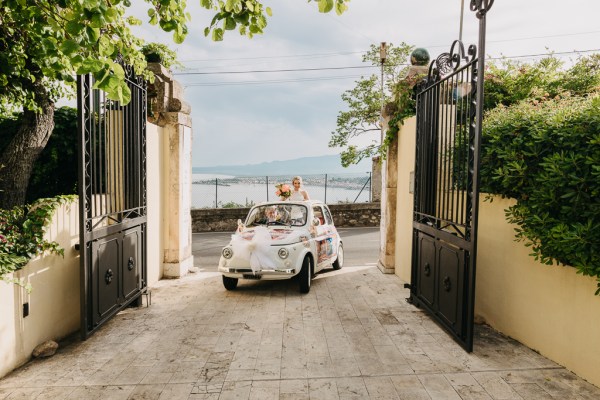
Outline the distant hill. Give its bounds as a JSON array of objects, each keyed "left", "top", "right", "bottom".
[{"left": 193, "top": 154, "right": 371, "bottom": 176}]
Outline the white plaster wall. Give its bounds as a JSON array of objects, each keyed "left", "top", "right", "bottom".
[{"left": 0, "top": 201, "right": 80, "bottom": 378}]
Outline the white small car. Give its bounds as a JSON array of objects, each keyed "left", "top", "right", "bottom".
[{"left": 218, "top": 200, "right": 343, "bottom": 293}]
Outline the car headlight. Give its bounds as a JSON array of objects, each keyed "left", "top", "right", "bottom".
[
  {"left": 222, "top": 247, "right": 233, "bottom": 259},
  {"left": 278, "top": 248, "right": 289, "bottom": 259}
]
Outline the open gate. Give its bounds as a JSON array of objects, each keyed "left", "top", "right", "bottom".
[
  {"left": 408, "top": 1, "right": 493, "bottom": 351},
  {"left": 77, "top": 65, "right": 147, "bottom": 338}
]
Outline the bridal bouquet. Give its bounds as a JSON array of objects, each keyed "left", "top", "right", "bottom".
[{"left": 275, "top": 183, "right": 292, "bottom": 200}]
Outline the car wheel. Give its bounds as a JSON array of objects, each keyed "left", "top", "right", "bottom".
[
  {"left": 332, "top": 243, "right": 344, "bottom": 270},
  {"left": 222, "top": 276, "right": 238, "bottom": 290},
  {"left": 299, "top": 256, "right": 312, "bottom": 294}
]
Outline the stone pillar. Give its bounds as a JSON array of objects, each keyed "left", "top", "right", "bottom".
[
  {"left": 378, "top": 134, "right": 398, "bottom": 274},
  {"left": 147, "top": 63, "right": 194, "bottom": 278},
  {"left": 371, "top": 157, "right": 382, "bottom": 202},
  {"left": 378, "top": 50, "right": 430, "bottom": 275}
]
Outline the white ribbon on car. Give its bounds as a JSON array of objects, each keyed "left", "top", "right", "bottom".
[{"left": 230, "top": 226, "right": 277, "bottom": 274}]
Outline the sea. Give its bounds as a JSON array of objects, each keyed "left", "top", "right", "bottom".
[{"left": 191, "top": 173, "right": 372, "bottom": 208}]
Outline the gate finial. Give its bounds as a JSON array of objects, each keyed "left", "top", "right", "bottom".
[{"left": 470, "top": 0, "right": 494, "bottom": 18}]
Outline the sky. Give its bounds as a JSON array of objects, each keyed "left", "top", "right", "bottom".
[{"left": 131, "top": 0, "right": 600, "bottom": 168}]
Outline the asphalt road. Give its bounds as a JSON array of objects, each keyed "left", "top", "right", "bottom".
[{"left": 192, "top": 226, "right": 380, "bottom": 272}]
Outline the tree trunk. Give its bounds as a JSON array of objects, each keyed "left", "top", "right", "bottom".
[{"left": 0, "top": 83, "right": 55, "bottom": 209}]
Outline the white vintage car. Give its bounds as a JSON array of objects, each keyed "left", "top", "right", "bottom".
[{"left": 218, "top": 200, "right": 343, "bottom": 293}]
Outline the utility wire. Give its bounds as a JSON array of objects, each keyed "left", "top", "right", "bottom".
[
  {"left": 175, "top": 48, "right": 599, "bottom": 80},
  {"left": 175, "top": 65, "right": 378, "bottom": 76},
  {"left": 177, "top": 29, "right": 600, "bottom": 63},
  {"left": 180, "top": 50, "right": 364, "bottom": 63},
  {"left": 488, "top": 48, "right": 600, "bottom": 60},
  {"left": 184, "top": 74, "right": 363, "bottom": 87}
]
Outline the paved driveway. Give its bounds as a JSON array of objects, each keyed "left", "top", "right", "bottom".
[{"left": 1, "top": 228, "right": 599, "bottom": 399}]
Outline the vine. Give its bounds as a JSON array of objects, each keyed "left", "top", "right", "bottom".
[
  {"left": 380, "top": 72, "right": 425, "bottom": 155},
  {"left": 0, "top": 195, "right": 77, "bottom": 291}
]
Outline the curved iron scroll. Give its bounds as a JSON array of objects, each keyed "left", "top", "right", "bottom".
[
  {"left": 470, "top": 0, "right": 495, "bottom": 18},
  {"left": 419, "top": 40, "right": 477, "bottom": 90}
]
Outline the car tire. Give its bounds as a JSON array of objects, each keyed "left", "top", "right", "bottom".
[
  {"left": 332, "top": 243, "right": 343, "bottom": 270},
  {"left": 299, "top": 256, "right": 312, "bottom": 294},
  {"left": 222, "top": 276, "right": 238, "bottom": 290}
]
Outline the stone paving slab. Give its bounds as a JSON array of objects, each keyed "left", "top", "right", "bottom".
[{"left": 1, "top": 266, "right": 600, "bottom": 399}]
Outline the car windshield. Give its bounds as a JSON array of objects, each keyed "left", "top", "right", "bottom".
[{"left": 246, "top": 204, "right": 308, "bottom": 227}]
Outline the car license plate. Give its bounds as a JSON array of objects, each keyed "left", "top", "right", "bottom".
[{"left": 243, "top": 274, "right": 262, "bottom": 280}]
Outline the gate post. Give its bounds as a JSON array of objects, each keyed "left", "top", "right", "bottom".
[
  {"left": 378, "top": 59, "right": 429, "bottom": 275},
  {"left": 377, "top": 133, "right": 397, "bottom": 274},
  {"left": 148, "top": 64, "right": 194, "bottom": 278}
]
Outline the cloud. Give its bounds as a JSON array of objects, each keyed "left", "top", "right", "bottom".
[{"left": 130, "top": 0, "right": 600, "bottom": 168}]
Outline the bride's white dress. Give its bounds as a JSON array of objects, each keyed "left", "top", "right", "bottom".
[{"left": 289, "top": 191, "right": 304, "bottom": 201}]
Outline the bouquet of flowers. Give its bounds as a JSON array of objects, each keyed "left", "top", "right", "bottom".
[{"left": 275, "top": 183, "right": 292, "bottom": 200}]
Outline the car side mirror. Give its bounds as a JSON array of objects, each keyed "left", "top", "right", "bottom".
[
  {"left": 237, "top": 219, "right": 245, "bottom": 232},
  {"left": 312, "top": 218, "right": 320, "bottom": 226}
]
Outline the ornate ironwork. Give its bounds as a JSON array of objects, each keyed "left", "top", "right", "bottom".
[
  {"left": 409, "top": 1, "right": 493, "bottom": 352},
  {"left": 470, "top": 0, "right": 495, "bottom": 18},
  {"left": 423, "top": 40, "right": 477, "bottom": 87},
  {"left": 77, "top": 64, "right": 148, "bottom": 339}
]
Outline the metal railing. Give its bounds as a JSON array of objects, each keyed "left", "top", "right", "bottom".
[{"left": 191, "top": 173, "right": 372, "bottom": 208}]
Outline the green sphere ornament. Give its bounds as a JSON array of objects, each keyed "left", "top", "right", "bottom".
[{"left": 411, "top": 48, "right": 430, "bottom": 66}]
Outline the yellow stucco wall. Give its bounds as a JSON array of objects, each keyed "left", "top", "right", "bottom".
[
  {"left": 394, "top": 117, "right": 416, "bottom": 284},
  {"left": 0, "top": 122, "right": 168, "bottom": 379},
  {"left": 394, "top": 116, "right": 600, "bottom": 387},
  {"left": 476, "top": 195, "right": 600, "bottom": 387},
  {"left": 0, "top": 201, "right": 80, "bottom": 378}
]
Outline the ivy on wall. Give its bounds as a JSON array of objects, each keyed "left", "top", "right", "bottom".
[{"left": 0, "top": 195, "right": 77, "bottom": 290}]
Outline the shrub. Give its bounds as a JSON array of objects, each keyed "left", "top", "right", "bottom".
[{"left": 481, "top": 94, "right": 600, "bottom": 293}]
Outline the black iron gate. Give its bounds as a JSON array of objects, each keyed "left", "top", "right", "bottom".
[
  {"left": 408, "top": 1, "right": 493, "bottom": 352},
  {"left": 77, "top": 65, "right": 147, "bottom": 338}
]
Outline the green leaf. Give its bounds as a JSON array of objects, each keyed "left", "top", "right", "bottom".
[
  {"left": 318, "top": 0, "right": 334, "bottom": 13},
  {"left": 265, "top": 7, "right": 272, "bottom": 17},
  {"left": 82, "top": 0, "right": 98, "bottom": 9},
  {"left": 99, "top": 37, "right": 115, "bottom": 57},
  {"left": 65, "top": 20, "right": 84, "bottom": 36},
  {"left": 59, "top": 39, "right": 80, "bottom": 56},
  {"left": 212, "top": 27, "right": 224, "bottom": 41},
  {"left": 224, "top": 17, "right": 236, "bottom": 30},
  {"left": 77, "top": 58, "right": 104, "bottom": 74},
  {"left": 159, "top": 19, "right": 177, "bottom": 32},
  {"left": 86, "top": 26, "right": 100, "bottom": 42},
  {"left": 173, "top": 31, "right": 185, "bottom": 44}
]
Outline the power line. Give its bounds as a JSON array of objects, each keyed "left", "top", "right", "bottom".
[
  {"left": 177, "top": 29, "right": 600, "bottom": 64},
  {"left": 488, "top": 48, "right": 600, "bottom": 60},
  {"left": 174, "top": 65, "right": 378, "bottom": 76},
  {"left": 179, "top": 50, "right": 363, "bottom": 63},
  {"left": 176, "top": 48, "right": 599, "bottom": 80},
  {"left": 184, "top": 74, "right": 364, "bottom": 88}
]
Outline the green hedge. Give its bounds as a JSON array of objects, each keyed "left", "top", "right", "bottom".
[{"left": 481, "top": 94, "right": 600, "bottom": 293}]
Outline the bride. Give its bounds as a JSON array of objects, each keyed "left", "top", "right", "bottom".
[{"left": 289, "top": 176, "right": 310, "bottom": 201}]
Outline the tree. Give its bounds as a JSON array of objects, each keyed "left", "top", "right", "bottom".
[
  {"left": 328, "top": 42, "right": 413, "bottom": 167},
  {"left": 0, "top": 0, "right": 350, "bottom": 208}
]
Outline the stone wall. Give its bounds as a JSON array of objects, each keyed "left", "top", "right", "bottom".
[{"left": 191, "top": 202, "right": 381, "bottom": 232}]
